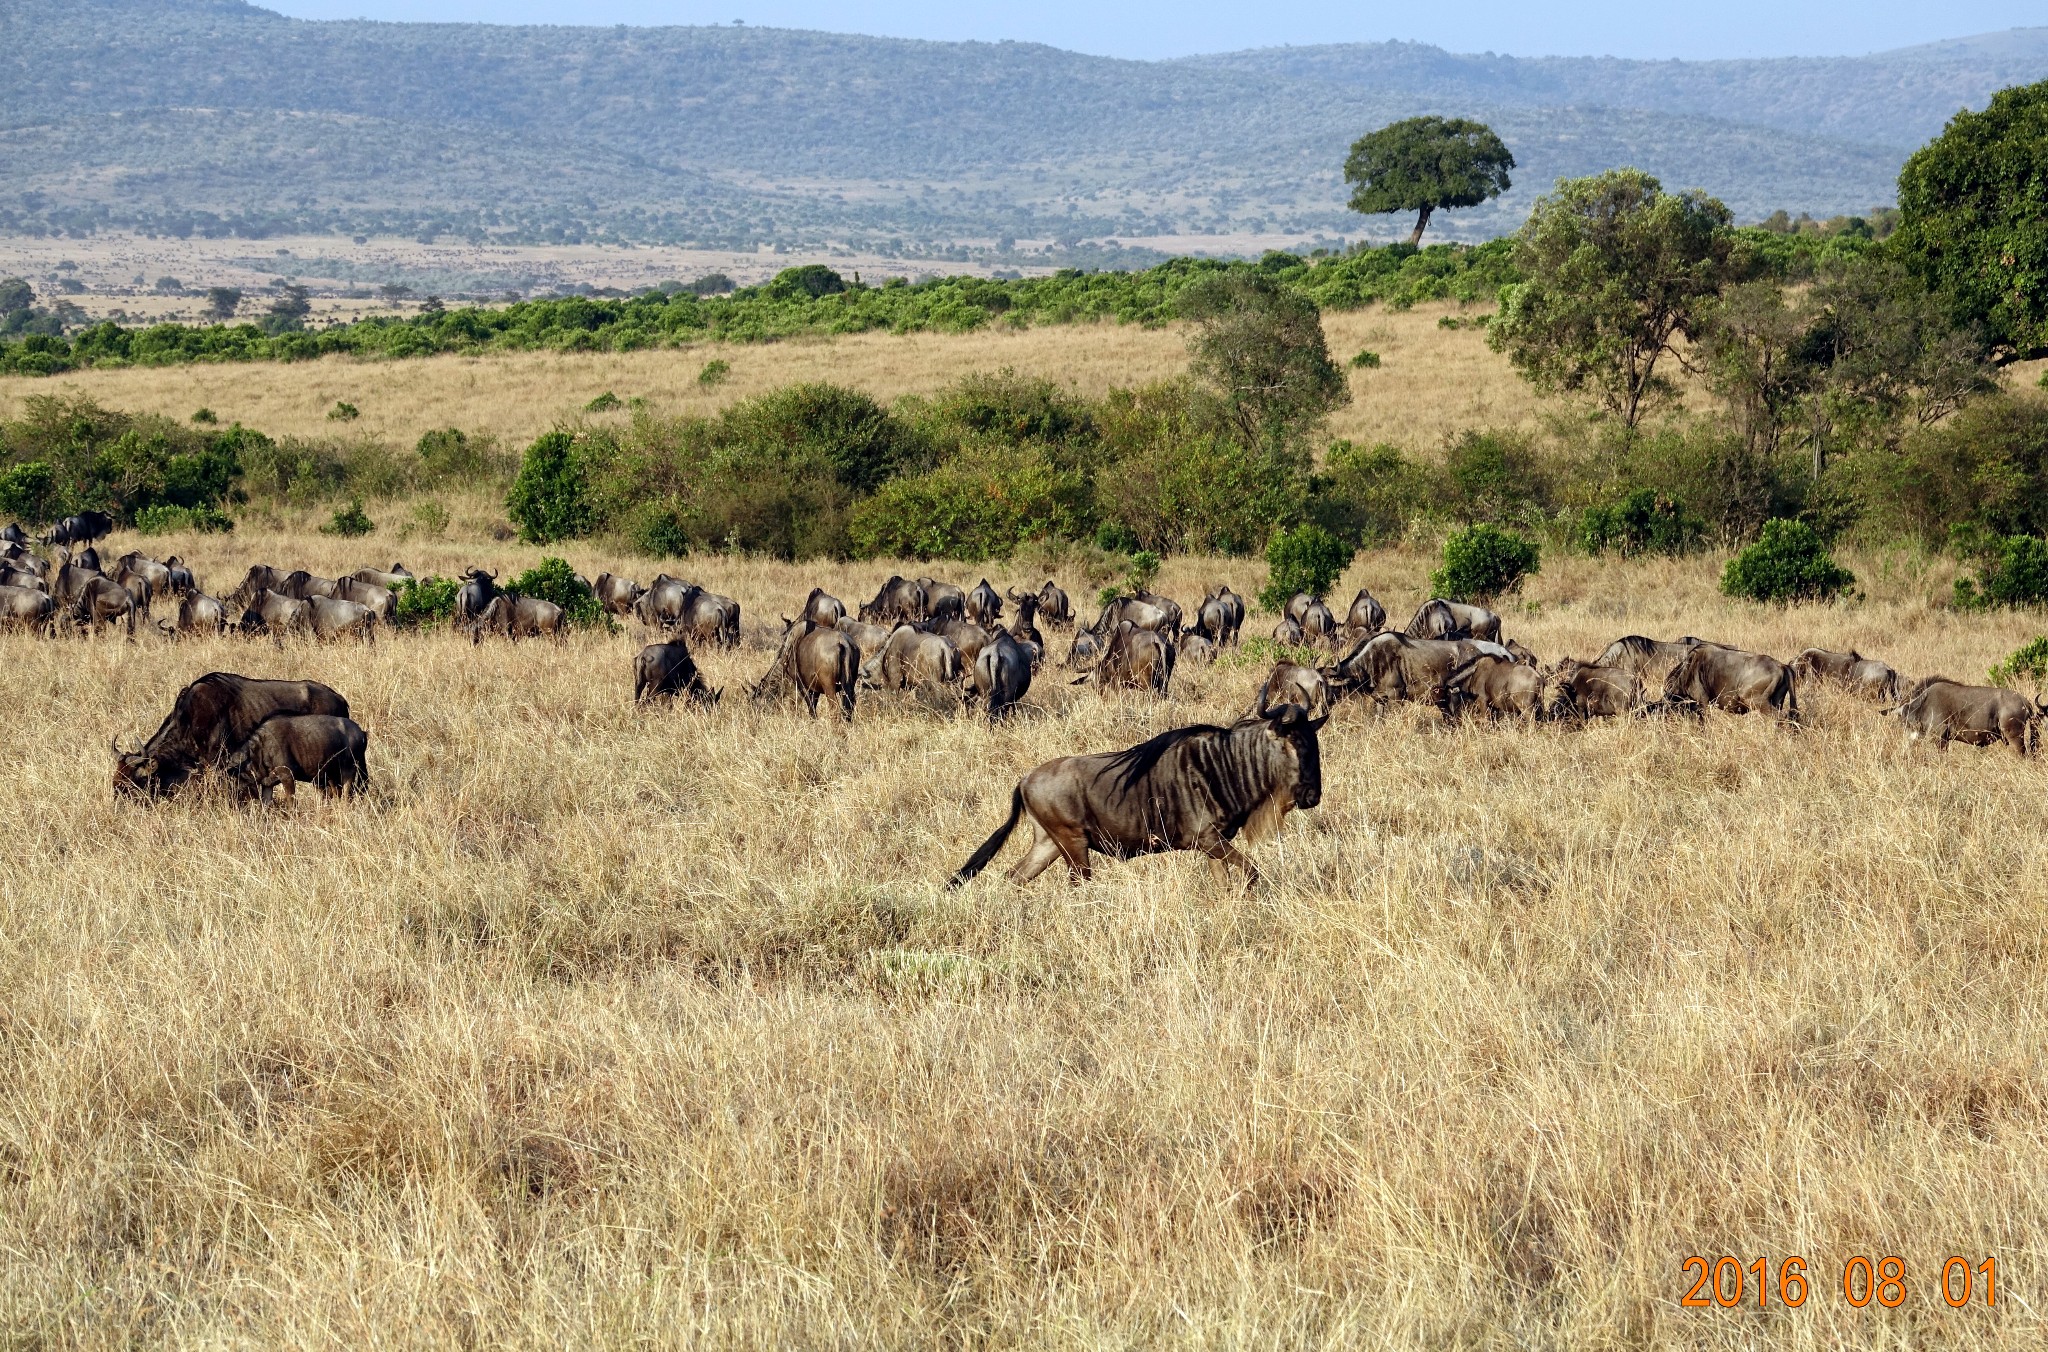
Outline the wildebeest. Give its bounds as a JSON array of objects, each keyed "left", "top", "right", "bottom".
[
  {"left": 1441, "top": 652, "right": 1543, "bottom": 725},
  {"left": 113, "top": 672, "right": 350, "bottom": 799},
  {"left": 280, "top": 569, "right": 341, "bottom": 602},
  {"left": 966, "top": 579, "right": 1003, "bottom": 627},
  {"left": 1663, "top": 645, "right": 1799, "bottom": 724},
  {"left": 1035, "top": 580, "right": 1072, "bottom": 627},
  {"left": 222, "top": 714, "right": 370, "bottom": 804},
  {"left": 161, "top": 591, "right": 229, "bottom": 637},
  {"left": 43, "top": 511, "right": 113, "bottom": 549},
  {"left": 834, "top": 616, "right": 895, "bottom": 664},
  {"left": 592, "top": 571, "right": 642, "bottom": 616},
  {"left": 633, "top": 639, "right": 719, "bottom": 705},
  {"left": 867, "top": 625, "right": 963, "bottom": 692},
  {"left": 933, "top": 617, "right": 991, "bottom": 668},
  {"left": 330, "top": 576, "right": 394, "bottom": 622},
  {"left": 1595, "top": 635, "right": 1701, "bottom": 682},
  {"left": 1133, "top": 589, "right": 1183, "bottom": 637},
  {"left": 755, "top": 619, "right": 858, "bottom": 719},
  {"left": 1210, "top": 585, "right": 1246, "bottom": 645},
  {"left": 455, "top": 568, "right": 499, "bottom": 625},
  {"left": 1299, "top": 597, "right": 1338, "bottom": 648},
  {"left": 803, "top": 587, "right": 846, "bottom": 627},
  {"left": 1250, "top": 661, "right": 1332, "bottom": 718},
  {"left": 919, "top": 579, "right": 967, "bottom": 624},
  {"left": 226, "top": 564, "right": 292, "bottom": 609},
  {"left": 860, "top": 576, "right": 927, "bottom": 626},
  {"left": 0, "top": 584, "right": 56, "bottom": 632},
  {"left": 1406, "top": 598, "right": 1503, "bottom": 642},
  {"left": 1284, "top": 592, "right": 1316, "bottom": 626},
  {"left": 1342, "top": 588, "right": 1386, "bottom": 640},
  {"left": 351, "top": 564, "right": 414, "bottom": 592},
  {"left": 947, "top": 697, "right": 1326, "bottom": 889},
  {"left": 75, "top": 546, "right": 102, "bottom": 574},
  {"left": 306, "top": 596, "right": 379, "bottom": 642},
  {"left": 1092, "top": 594, "right": 1175, "bottom": 639},
  {"left": 239, "top": 589, "right": 307, "bottom": 638},
  {"left": 1326, "top": 631, "right": 1488, "bottom": 706},
  {"left": 1792, "top": 648, "right": 1899, "bottom": 703},
  {"left": 72, "top": 575, "right": 139, "bottom": 636},
  {"left": 1272, "top": 617, "right": 1306, "bottom": 646},
  {"left": 1504, "top": 638, "right": 1541, "bottom": 667},
  {"left": 1081, "top": 620, "right": 1174, "bottom": 695},
  {"left": 971, "top": 628, "right": 1035, "bottom": 722},
  {"left": 1885, "top": 678, "right": 2040, "bottom": 755},
  {"left": 1191, "top": 592, "right": 1230, "bottom": 645},
  {"left": 1178, "top": 633, "right": 1218, "bottom": 665},
  {"left": 163, "top": 555, "right": 195, "bottom": 596},
  {"left": 1545, "top": 659, "right": 1645, "bottom": 721},
  {"left": 1064, "top": 626, "right": 1105, "bottom": 672},
  {"left": 113, "top": 551, "right": 172, "bottom": 601},
  {"left": 473, "top": 594, "right": 564, "bottom": 641},
  {"left": 0, "top": 522, "right": 25, "bottom": 545},
  {"left": 1003, "top": 589, "right": 1045, "bottom": 658},
  {"left": 0, "top": 566, "right": 46, "bottom": 592}
]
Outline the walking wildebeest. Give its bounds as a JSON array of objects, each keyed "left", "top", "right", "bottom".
[
  {"left": 113, "top": 672, "right": 350, "bottom": 799},
  {"left": 1035, "top": 581, "right": 1072, "bottom": 627},
  {"left": 1091, "top": 595, "right": 1175, "bottom": 640},
  {"left": 222, "top": 714, "right": 370, "bottom": 804},
  {"left": 0, "top": 566, "right": 46, "bottom": 592},
  {"left": 1884, "top": 678, "right": 2041, "bottom": 755},
  {"left": 637, "top": 578, "right": 740, "bottom": 648},
  {"left": 971, "top": 628, "right": 1034, "bottom": 722},
  {"left": 1406, "top": 599, "right": 1503, "bottom": 642},
  {"left": 1595, "top": 635, "right": 1701, "bottom": 683},
  {"left": 1191, "top": 592, "right": 1230, "bottom": 645},
  {"left": 43, "top": 511, "right": 113, "bottom": 550},
  {"left": 633, "top": 640, "right": 719, "bottom": 705},
  {"left": 947, "top": 697, "right": 1326, "bottom": 889},
  {"left": 1545, "top": 658, "right": 1645, "bottom": 722},
  {"left": 72, "top": 575, "right": 139, "bottom": 637},
  {"left": 756, "top": 618, "right": 859, "bottom": 719},
  {"left": 1663, "top": 645, "right": 1799, "bottom": 724},
  {"left": 1792, "top": 648, "right": 1899, "bottom": 703},
  {"left": 0, "top": 584, "right": 56, "bottom": 632},
  {"left": 160, "top": 591, "right": 229, "bottom": 637},
  {"left": 473, "top": 594, "right": 564, "bottom": 641},
  {"left": 932, "top": 616, "right": 991, "bottom": 669},
  {"left": 330, "top": 577, "right": 394, "bottom": 622},
  {"left": 1441, "top": 652, "right": 1543, "bottom": 725},
  {"left": 1325, "top": 631, "right": 1494, "bottom": 706},
  {"left": 239, "top": 590, "right": 307, "bottom": 638},
  {"left": 866, "top": 625, "right": 963, "bottom": 692},
  {"left": 1081, "top": 620, "right": 1174, "bottom": 695},
  {"left": 966, "top": 579, "right": 1003, "bottom": 627}
]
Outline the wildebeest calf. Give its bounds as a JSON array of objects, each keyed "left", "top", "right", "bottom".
[
  {"left": 222, "top": 714, "right": 370, "bottom": 804},
  {"left": 633, "top": 640, "right": 719, "bottom": 705}
]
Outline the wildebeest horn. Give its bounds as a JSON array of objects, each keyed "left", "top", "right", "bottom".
[{"left": 1255, "top": 688, "right": 1275, "bottom": 719}]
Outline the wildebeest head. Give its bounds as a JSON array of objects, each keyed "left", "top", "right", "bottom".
[
  {"left": 110, "top": 737, "right": 191, "bottom": 799},
  {"left": 1251, "top": 693, "right": 1326, "bottom": 811}
]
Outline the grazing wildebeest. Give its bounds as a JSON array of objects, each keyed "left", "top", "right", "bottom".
[
  {"left": 226, "top": 564, "right": 292, "bottom": 609},
  {"left": 1325, "top": 631, "right": 1485, "bottom": 706},
  {"left": 834, "top": 616, "right": 895, "bottom": 664},
  {"left": 1284, "top": 592, "right": 1315, "bottom": 626},
  {"left": 1885, "top": 678, "right": 2041, "bottom": 755},
  {"left": 0, "top": 584, "right": 56, "bottom": 632},
  {"left": 473, "top": 594, "right": 564, "bottom": 641},
  {"left": 0, "top": 522, "right": 25, "bottom": 546},
  {"left": 1595, "top": 635, "right": 1701, "bottom": 682},
  {"left": 455, "top": 568, "right": 499, "bottom": 625},
  {"left": 161, "top": 591, "right": 229, "bottom": 637},
  {"left": 640, "top": 578, "right": 739, "bottom": 648},
  {"left": 239, "top": 589, "right": 307, "bottom": 638},
  {"left": 162, "top": 555, "right": 196, "bottom": 596},
  {"left": 1179, "top": 633, "right": 1218, "bottom": 665},
  {"left": 860, "top": 576, "right": 927, "bottom": 627},
  {"left": 1, "top": 545, "right": 45, "bottom": 578},
  {"left": 803, "top": 587, "right": 846, "bottom": 627},
  {"left": 1504, "top": 638, "right": 1540, "bottom": 667},
  {"left": 633, "top": 639, "right": 719, "bottom": 705},
  {"left": 1663, "top": 645, "right": 1799, "bottom": 724},
  {"left": 1035, "top": 581, "right": 1072, "bottom": 627},
  {"left": 306, "top": 596, "right": 379, "bottom": 642},
  {"left": 280, "top": 569, "right": 341, "bottom": 602},
  {"left": 72, "top": 575, "right": 139, "bottom": 636},
  {"left": 1064, "top": 626, "right": 1105, "bottom": 672},
  {"left": 1406, "top": 598, "right": 1503, "bottom": 642},
  {"left": 1250, "top": 661, "right": 1332, "bottom": 718},
  {"left": 116, "top": 571, "right": 150, "bottom": 612},
  {"left": 593, "top": 571, "right": 642, "bottom": 616},
  {"left": 867, "top": 625, "right": 963, "bottom": 692},
  {"left": 43, "top": 511, "right": 113, "bottom": 550},
  {"left": 947, "top": 697, "right": 1326, "bottom": 889},
  {"left": 965, "top": 579, "right": 1003, "bottom": 627},
  {"left": 1792, "top": 648, "right": 1899, "bottom": 703},
  {"left": 1271, "top": 617, "right": 1306, "bottom": 646},
  {"left": 1191, "top": 592, "right": 1230, "bottom": 645},
  {"left": 50, "top": 560, "right": 102, "bottom": 610},
  {"left": 1441, "top": 652, "right": 1543, "bottom": 725},
  {"left": 1342, "top": 588, "right": 1386, "bottom": 640},
  {"left": 756, "top": 619, "right": 859, "bottom": 720},
  {"left": 635, "top": 575, "right": 692, "bottom": 628},
  {"left": 1545, "top": 659, "right": 1645, "bottom": 722},
  {"left": 1082, "top": 620, "right": 1174, "bottom": 695},
  {"left": 222, "top": 714, "right": 370, "bottom": 804},
  {"left": 1300, "top": 597, "right": 1338, "bottom": 648},
  {"left": 330, "top": 576, "right": 394, "bottom": 622},
  {"left": 1134, "top": 589, "right": 1184, "bottom": 637},
  {"left": 933, "top": 617, "right": 991, "bottom": 669},
  {"left": 919, "top": 579, "right": 967, "bottom": 624},
  {"left": 351, "top": 564, "right": 414, "bottom": 592},
  {"left": 113, "top": 672, "right": 350, "bottom": 799},
  {"left": 971, "top": 628, "right": 1034, "bottom": 722},
  {"left": 113, "top": 552, "right": 172, "bottom": 601}
]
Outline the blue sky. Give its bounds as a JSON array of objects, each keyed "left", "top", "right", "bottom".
[{"left": 261, "top": 2, "right": 2034, "bottom": 62}]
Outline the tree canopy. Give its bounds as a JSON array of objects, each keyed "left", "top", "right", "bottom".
[
  {"left": 1893, "top": 79, "right": 2048, "bottom": 360},
  {"left": 1177, "top": 271, "right": 1348, "bottom": 450},
  {"left": 1488, "top": 169, "right": 1734, "bottom": 427},
  {"left": 1343, "top": 116, "right": 1515, "bottom": 246}
]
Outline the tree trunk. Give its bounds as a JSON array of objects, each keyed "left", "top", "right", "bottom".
[{"left": 1408, "top": 204, "right": 1433, "bottom": 248}]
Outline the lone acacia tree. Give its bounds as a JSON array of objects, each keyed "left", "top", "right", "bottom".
[{"left": 1343, "top": 116, "right": 1515, "bottom": 246}]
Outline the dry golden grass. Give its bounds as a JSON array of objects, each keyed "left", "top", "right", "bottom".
[
  {"left": 0, "top": 303, "right": 1549, "bottom": 457},
  {"left": 5, "top": 516, "right": 2048, "bottom": 1348}
]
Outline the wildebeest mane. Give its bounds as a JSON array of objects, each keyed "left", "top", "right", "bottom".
[{"left": 1108, "top": 722, "right": 1227, "bottom": 794}]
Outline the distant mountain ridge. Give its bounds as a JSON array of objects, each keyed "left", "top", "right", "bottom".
[{"left": 2, "top": 0, "right": 2042, "bottom": 257}]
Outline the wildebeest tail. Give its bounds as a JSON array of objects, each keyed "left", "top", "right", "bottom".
[{"left": 948, "top": 784, "right": 1026, "bottom": 889}]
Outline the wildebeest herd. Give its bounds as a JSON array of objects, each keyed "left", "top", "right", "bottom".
[{"left": 4, "top": 519, "right": 2039, "bottom": 886}]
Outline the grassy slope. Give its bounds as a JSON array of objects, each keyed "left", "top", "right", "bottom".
[{"left": 4, "top": 524, "right": 2046, "bottom": 1346}]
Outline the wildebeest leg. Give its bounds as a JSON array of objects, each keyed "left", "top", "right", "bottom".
[
  {"left": 1197, "top": 829, "right": 1261, "bottom": 889},
  {"left": 803, "top": 686, "right": 821, "bottom": 717},
  {"left": 1006, "top": 828, "right": 1066, "bottom": 884}
]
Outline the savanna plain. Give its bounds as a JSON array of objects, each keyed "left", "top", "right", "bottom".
[{"left": 4, "top": 324, "right": 2048, "bottom": 1349}]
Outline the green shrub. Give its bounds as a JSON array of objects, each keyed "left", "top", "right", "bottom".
[
  {"left": 328, "top": 401, "right": 359, "bottom": 421},
  {"left": 321, "top": 498, "right": 374, "bottom": 537},
  {"left": 1578, "top": 489, "right": 1705, "bottom": 556},
  {"left": 1954, "top": 534, "right": 2048, "bottom": 609},
  {"left": 1259, "top": 522, "right": 1353, "bottom": 612},
  {"left": 765, "top": 265, "right": 847, "bottom": 300},
  {"left": 1432, "top": 523, "right": 1540, "bottom": 601},
  {"left": 723, "top": 384, "right": 921, "bottom": 494},
  {"left": 504, "top": 556, "right": 605, "bottom": 627},
  {"left": 391, "top": 576, "right": 460, "bottom": 627},
  {"left": 405, "top": 500, "right": 450, "bottom": 539},
  {"left": 1310, "top": 440, "right": 1431, "bottom": 546},
  {"left": 1094, "top": 522, "right": 1140, "bottom": 554},
  {"left": 1989, "top": 636, "right": 2048, "bottom": 689},
  {"left": 135, "top": 503, "right": 234, "bottom": 535},
  {"left": 191, "top": 408, "right": 217, "bottom": 424},
  {"left": 1349, "top": 349, "right": 1381, "bottom": 368},
  {"left": 1720, "top": 519, "right": 1855, "bottom": 603},
  {"left": 1441, "top": 429, "right": 1550, "bottom": 524},
  {"left": 506, "top": 430, "right": 595, "bottom": 544},
  {"left": 584, "top": 391, "right": 623, "bottom": 412},
  {"left": 0, "top": 460, "right": 58, "bottom": 522},
  {"left": 697, "top": 359, "right": 731, "bottom": 386},
  {"left": 625, "top": 502, "right": 692, "bottom": 558},
  {"left": 847, "top": 447, "right": 1091, "bottom": 562}
]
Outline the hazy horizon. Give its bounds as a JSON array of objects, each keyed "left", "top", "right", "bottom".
[{"left": 259, "top": 1, "right": 2037, "bottom": 64}]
